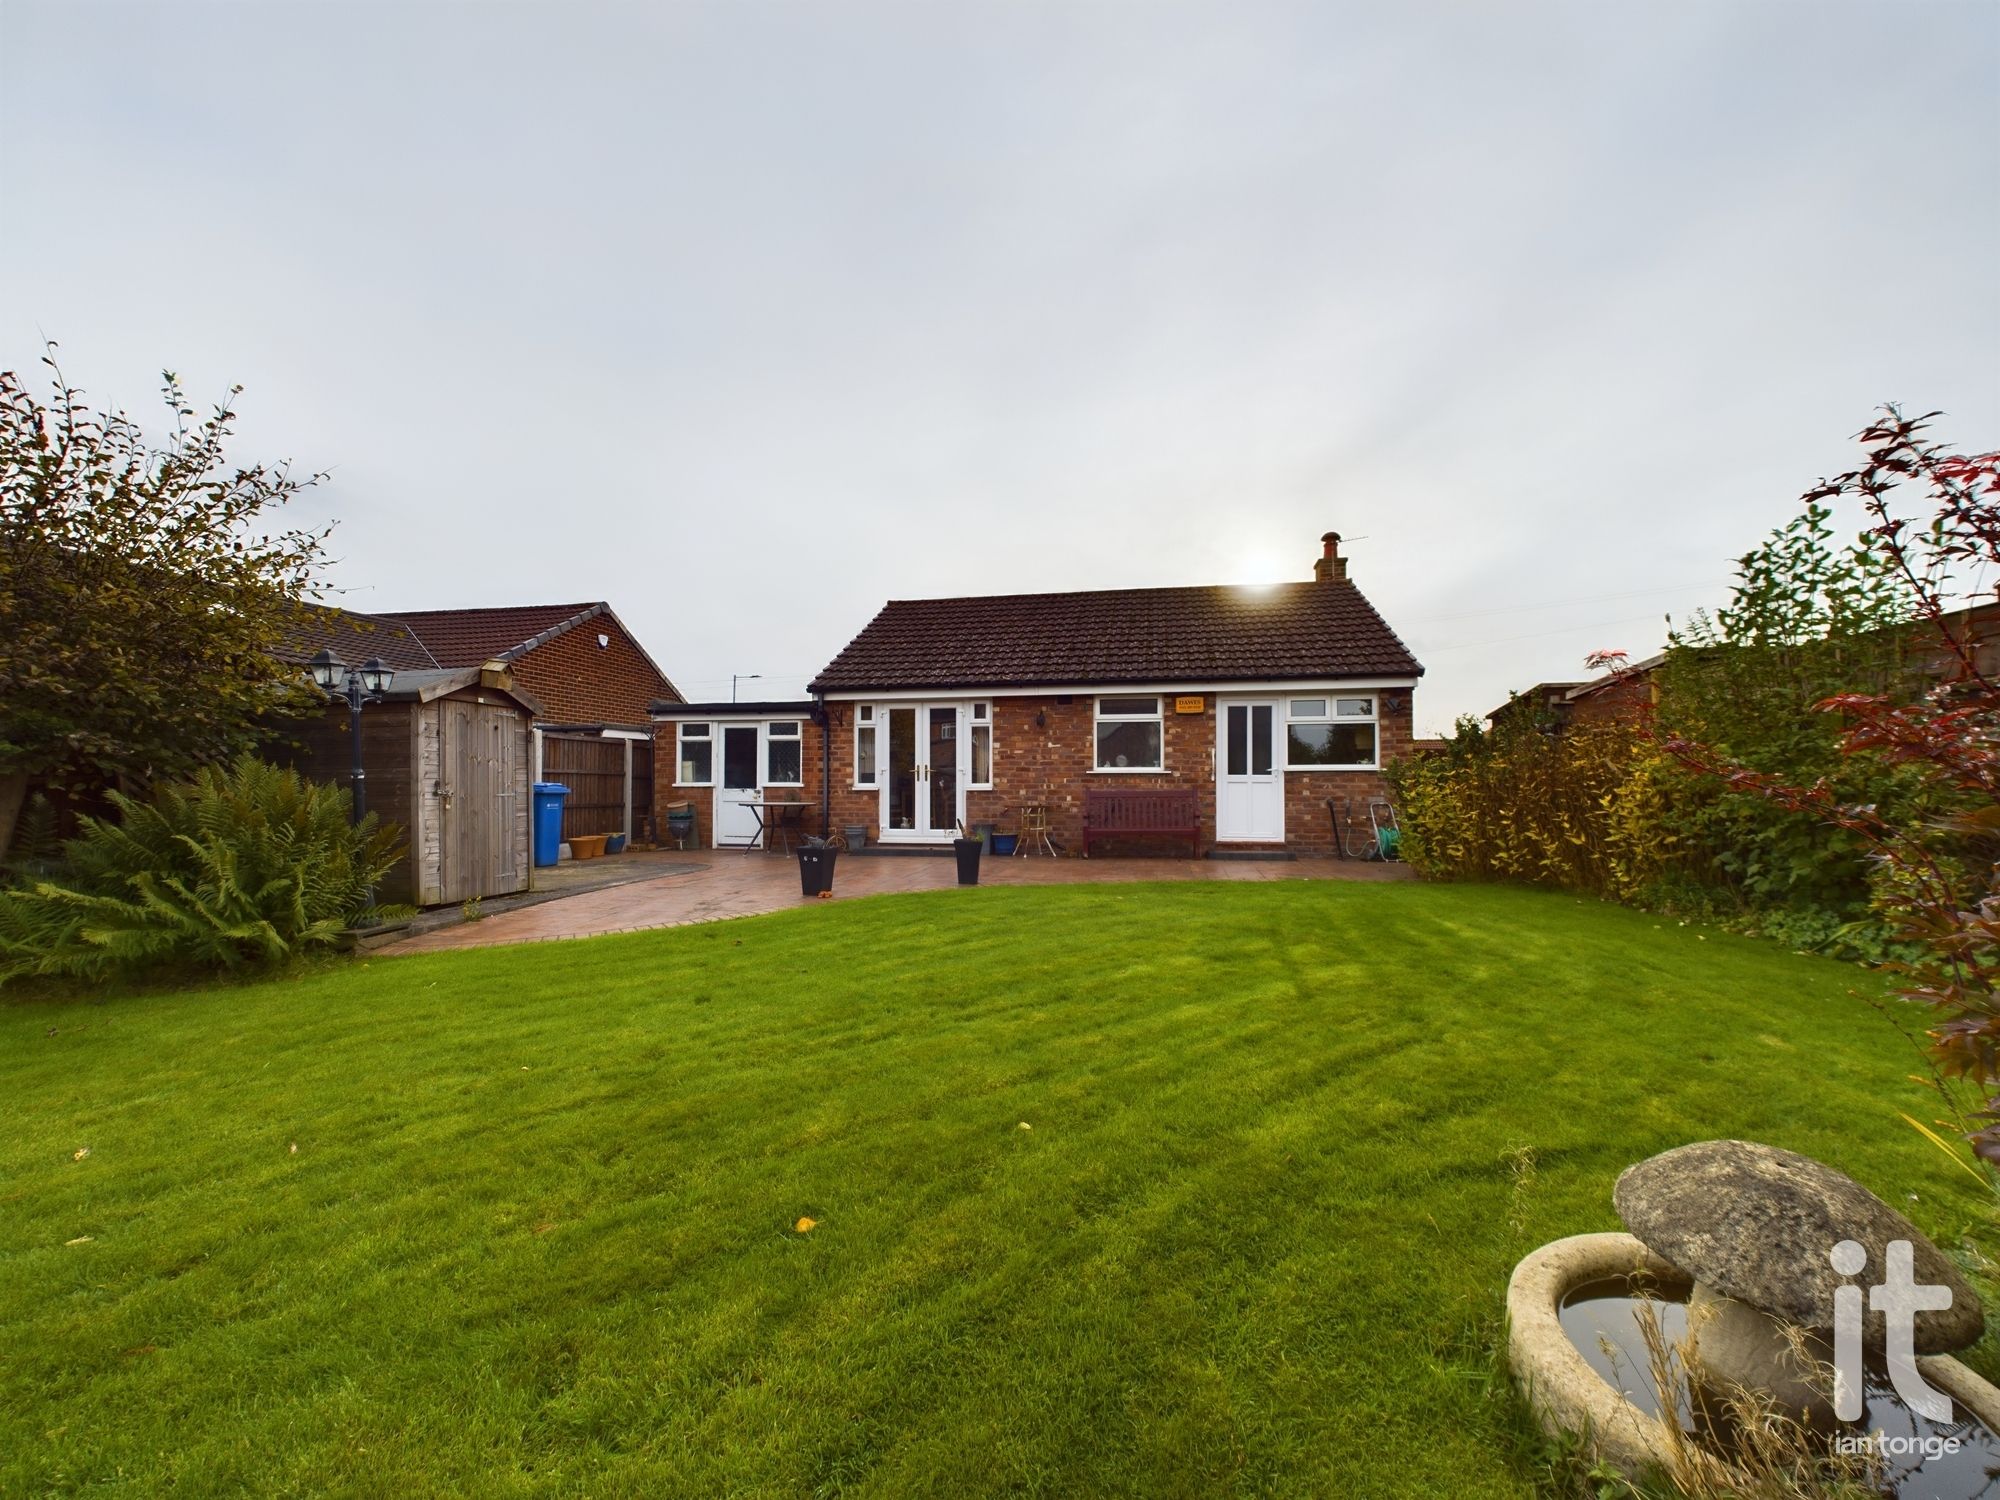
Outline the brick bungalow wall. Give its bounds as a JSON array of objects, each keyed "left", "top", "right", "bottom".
[
  {"left": 654, "top": 692, "right": 1413, "bottom": 854},
  {"left": 652, "top": 720, "right": 829, "bottom": 851},
  {"left": 822, "top": 692, "right": 1413, "bottom": 856},
  {"left": 514, "top": 621, "right": 677, "bottom": 727}
]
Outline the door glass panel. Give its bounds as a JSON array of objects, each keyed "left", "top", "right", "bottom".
[
  {"left": 928, "top": 706, "right": 958, "bottom": 833},
  {"left": 1226, "top": 705, "right": 1248, "bottom": 776},
  {"left": 722, "top": 727, "right": 759, "bottom": 790},
  {"left": 1251, "top": 705, "right": 1274, "bottom": 776},
  {"left": 887, "top": 707, "right": 916, "bottom": 830}
]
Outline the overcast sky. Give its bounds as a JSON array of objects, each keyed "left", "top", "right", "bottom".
[{"left": 4, "top": 2, "right": 1995, "bottom": 731}]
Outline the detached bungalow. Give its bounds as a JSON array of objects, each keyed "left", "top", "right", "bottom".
[{"left": 653, "top": 533, "right": 1422, "bottom": 856}]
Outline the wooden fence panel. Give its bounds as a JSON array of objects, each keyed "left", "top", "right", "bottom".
[{"left": 542, "top": 733, "right": 627, "bottom": 839}]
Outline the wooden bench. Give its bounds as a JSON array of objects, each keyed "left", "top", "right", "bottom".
[{"left": 1082, "top": 787, "right": 1201, "bottom": 858}]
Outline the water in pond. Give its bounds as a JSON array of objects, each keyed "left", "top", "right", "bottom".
[{"left": 1560, "top": 1280, "right": 2000, "bottom": 1498}]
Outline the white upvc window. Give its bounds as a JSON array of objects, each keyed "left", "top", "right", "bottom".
[
  {"left": 677, "top": 722, "right": 714, "bottom": 785},
  {"left": 766, "top": 720, "right": 803, "bottom": 786},
  {"left": 1094, "top": 695, "right": 1165, "bottom": 771},
  {"left": 853, "top": 705, "right": 877, "bottom": 788},
  {"left": 1284, "top": 695, "right": 1378, "bottom": 769},
  {"left": 969, "top": 701, "right": 993, "bottom": 788}
]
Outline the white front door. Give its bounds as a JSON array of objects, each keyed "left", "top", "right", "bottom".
[
  {"left": 880, "top": 703, "right": 965, "bottom": 841},
  {"left": 715, "top": 723, "right": 764, "bottom": 847},
  {"left": 1216, "top": 700, "right": 1285, "bottom": 842}
]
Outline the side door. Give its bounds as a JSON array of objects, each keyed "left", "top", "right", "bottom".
[
  {"left": 1216, "top": 700, "right": 1284, "bottom": 842},
  {"left": 714, "top": 724, "right": 763, "bottom": 847}
]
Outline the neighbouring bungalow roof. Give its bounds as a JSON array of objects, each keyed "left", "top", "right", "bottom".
[
  {"left": 651, "top": 700, "right": 819, "bottom": 718},
  {"left": 1486, "top": 654, "right": 1668, "bottom": 725},
  {"left": 276, "top": 603, "right": 442, "bottom": 673},
  {"left": 809, "top": 581, "right": 1423, "bottom": 693},
  {"left": 380, "top": 601, "right": 683, "bottom": 701}
]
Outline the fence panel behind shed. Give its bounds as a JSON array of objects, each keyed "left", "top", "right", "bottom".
[{"left": 541, "top": 733, "right": 628, "bottom": 840}]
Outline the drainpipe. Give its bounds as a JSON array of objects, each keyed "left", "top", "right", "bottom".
[{"left": 813, "top": 695, "right": 831, "bottom": 837}]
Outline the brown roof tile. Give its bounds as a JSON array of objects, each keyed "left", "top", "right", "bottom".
[
  {"left": 379, "top": 603, "right": 604, "bottom": 667},
  {"left": 276, "top": 604, "right": 441, "bottom": 672},
  {"left": 810, "top": 581, "right": 1422, "bottom": 692}
]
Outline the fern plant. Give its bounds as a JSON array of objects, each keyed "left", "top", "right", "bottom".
[{"left": 0, "top": 757, "right": 405, "bottom": 985}]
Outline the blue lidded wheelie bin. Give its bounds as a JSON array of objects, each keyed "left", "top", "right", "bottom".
[{"left": 532, "top": 782, "right": 570, "bottom": 867}]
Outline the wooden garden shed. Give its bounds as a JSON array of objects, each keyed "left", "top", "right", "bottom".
[{"left": 278, "top": 664, "right": 542, "bottom": 907}]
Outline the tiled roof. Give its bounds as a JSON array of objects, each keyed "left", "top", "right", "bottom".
[
  {"left": 810, "top": 581, "right": 1422, "bottom": 692},
  {"left": 378, "top": 603, "right": 604, "bottom": 667},
  {"left": 276, "top": 604, "right": 441, "bottom": 672}
]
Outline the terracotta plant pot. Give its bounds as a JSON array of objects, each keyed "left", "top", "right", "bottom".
[{"left": 570, "top": 834, "right": 609, "bottom": 861}]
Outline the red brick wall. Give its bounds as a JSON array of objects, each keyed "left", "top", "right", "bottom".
[
  {"left": 1566, "top": 672, "right": 1656, "bottom": 729},
  {"left": 651, "top": 717, "right": 829, "bottom": 850},
  {"left": 514, "top": 619, "right": 678, "bottom": 728},
  {"left": 820, "top": 690, "right": 1415, "bottom": 856}
]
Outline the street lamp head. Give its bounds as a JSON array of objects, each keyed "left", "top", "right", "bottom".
[
  {"left": 360, "top": 658, "right": 393, "bottom": 696},
  {"left": 309, "top": 648, "right": 342, "bottom": 692}
]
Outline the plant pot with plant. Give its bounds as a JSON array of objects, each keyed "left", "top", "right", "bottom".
[
  {"left": 953, "top": 823, "right": 984, "bottom": 886},
  {"left": 796, "top": 835, "right": 841, "bottom": 897}
]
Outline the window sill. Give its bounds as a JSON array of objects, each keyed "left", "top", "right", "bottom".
[
  {"left": 1284, "top": 764, "right": 1380, "bottom": 773},
  {"left": 673, "top": 781, "right": 714, "bottom": 789},
  {"left": 1089, "top": 766, "right": 1171, "bottom": 775}
]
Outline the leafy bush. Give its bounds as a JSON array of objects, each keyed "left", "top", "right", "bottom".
[
  {"left": 1390, "top": 718, "right": 1676, "bottom": 904},
  {"left": 1664, "top": 409, "right": 2000, "bottom": 1161},
  {"left": 1392, "top": 451, "right": 1951, "bottom": 960},
  {"left": 1652, "top": 494, "right": 1921, "bottom": 929},
  {"left": 0, "top": 757, "right": 403, "bottom": 985}
]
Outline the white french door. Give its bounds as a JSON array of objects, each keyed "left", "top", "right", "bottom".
[
  {"left": 879, "top": 703, "right": 965, "bottom": 842},
  {"left": 1216, "top": 700, "right": 1285, "bottom": 842}
]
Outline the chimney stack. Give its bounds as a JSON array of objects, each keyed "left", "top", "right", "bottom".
[{"left": 1313, "top": 531, "right": 1348, "bottom": 584}]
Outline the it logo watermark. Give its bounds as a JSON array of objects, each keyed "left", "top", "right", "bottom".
[{"left": 1830, "top": 1238, "right": 1954, "bottom": 1423}]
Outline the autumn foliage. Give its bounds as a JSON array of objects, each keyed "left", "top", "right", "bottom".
[{"left": 1660, "top": 410, "right": 2000, "bottom": 1158}]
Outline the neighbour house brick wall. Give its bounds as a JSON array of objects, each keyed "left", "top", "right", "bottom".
[
  {"left": 1565, "top": 672, "right": 1657, "bottom": 729},
  {"left": 514, "top": 620, "right": 678, "bottom": 727}
]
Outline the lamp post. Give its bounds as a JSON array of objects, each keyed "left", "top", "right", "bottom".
[
  {"left": 731, "top": 673, "right": 762, "bottom": 703},
  {"left": 309, "top": 649, "right": 395, "bottom": 824}
]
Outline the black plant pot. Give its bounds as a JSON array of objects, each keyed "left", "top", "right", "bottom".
[
  {"left": 797, "top": 846, "right": 839, "bottom": 897},
  {"left": 953, "top": 837, "right": 983, "bottom": 886}
]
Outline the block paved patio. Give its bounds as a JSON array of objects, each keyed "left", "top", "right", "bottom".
[{"left": 378, "top": 852, "right": 1413, "bottom": 955}]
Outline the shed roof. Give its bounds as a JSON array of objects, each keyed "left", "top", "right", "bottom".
[
  {"left": 375, "top": 666, "right": 546, "bottom": 717},
  {"left": 809, "top": 581, "right": 1421, "bottom": 693}
]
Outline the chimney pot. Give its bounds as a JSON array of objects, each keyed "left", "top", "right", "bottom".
[{"left": 1313, "top": 531, "right": 1349, "bottom": 584}]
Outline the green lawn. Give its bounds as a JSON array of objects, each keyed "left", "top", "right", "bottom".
[{"left": 3, "top": 882, "right": 1990, "bottom": 1497}]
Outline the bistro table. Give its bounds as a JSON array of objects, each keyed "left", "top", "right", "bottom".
[
  {"left": 1004, "top": 801, "right": 1060, "bottom": 857},
  {"left": 730, "top": 799, "right": 810, "bottom": 854}
]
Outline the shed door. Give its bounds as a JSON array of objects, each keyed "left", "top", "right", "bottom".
[{"left": 439, "top": 701, "right": 524, "bottom": 902}]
